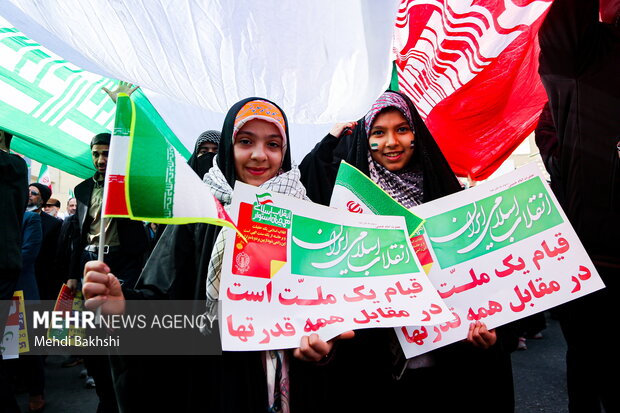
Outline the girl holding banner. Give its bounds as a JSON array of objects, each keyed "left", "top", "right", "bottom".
[
  {"left": 299, "top": 90, "right": 519, "bottom": 412},
  {"left": 83, "top": 97, "right": 343, "bottom": 412}
]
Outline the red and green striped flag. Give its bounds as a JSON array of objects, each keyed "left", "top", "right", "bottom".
[
  {"left": 37, "top": 164, "right": 52, "bottom": 190},
  {"left": 330, "top": 161, "right": 424, "bottom": 236},
  {"left": 103, "top": 93, "right": 235, "bottom": 229},
  {"left": 330, "top": 161, "right": 433, "bottom": 273}
]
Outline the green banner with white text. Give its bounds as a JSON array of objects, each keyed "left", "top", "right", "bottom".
[{"left": 0, "top": 19, "right": 189, "bottom": 178}]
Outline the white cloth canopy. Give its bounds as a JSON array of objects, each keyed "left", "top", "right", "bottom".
[{"left": 0, "top": 0, "right": 400, "bottom": 162}]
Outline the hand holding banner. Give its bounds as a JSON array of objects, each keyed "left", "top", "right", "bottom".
[{"left": 396, "top": 164, "right": 605, "bottom": 357}]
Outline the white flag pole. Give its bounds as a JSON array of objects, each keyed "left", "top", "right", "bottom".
[{"left": 94, "top": 171, "right": 113, "bottom": 324}]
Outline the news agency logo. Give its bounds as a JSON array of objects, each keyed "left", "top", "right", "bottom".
[
  {"left": 32, "top": 311, "right": 219, "bottom": 331},
  {"left": 33, "top": 310, "right": 97, "bottom": 329}
]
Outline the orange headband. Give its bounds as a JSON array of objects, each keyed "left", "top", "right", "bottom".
[{"left": 233, "top": 100, "right": 287, "bottom": 149}]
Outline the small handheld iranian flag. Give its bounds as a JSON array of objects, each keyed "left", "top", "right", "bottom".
[
  {"left": 37, "top": 164, "right": 52, "bottom": 190},
  {"left": 330, "top": 161, "right": 433, "bottom": 273},
  {"left": 103, "top": 94, "right": 235, "bottom": 229},
  {"left": 330, "top": 161, "right": 424, "bottom": 236}
]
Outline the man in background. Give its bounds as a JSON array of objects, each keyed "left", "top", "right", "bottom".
[
  {"left": 67, "top": 132, "right": 148, "bottom": 413},
  {"left": 66, "top": 197, "right": 77, "bottom": 216},
  {"left": 28, "top": 183, "right": 63, "bottom": 301},
  {"left": 43, "top": 197, "right": 61, "bottom": 218}
]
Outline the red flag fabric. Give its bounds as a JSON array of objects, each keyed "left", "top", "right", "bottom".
[{"left": 394, "top": 0, "right": 553, "bottom": 180}]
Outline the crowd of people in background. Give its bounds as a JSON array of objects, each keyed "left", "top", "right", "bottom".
[
  {"left": 1, "top": 122, "right": 221, "bottom": 413},
  {"left": 1, "top": 0, "right": 618, "bottom": 412}
]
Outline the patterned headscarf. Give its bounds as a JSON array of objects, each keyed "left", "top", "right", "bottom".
[
  {"left": 196, "top": 130, "right": 221, "bottom": 146},
  {"left": 364, "top": 92, "right": 423, "bottom": 208},
  {"left": 364, "top": 92, "right": 414, "bottom": 136},
  {"left": 233, "top": 100, "right": 287, "bottom": 153}
]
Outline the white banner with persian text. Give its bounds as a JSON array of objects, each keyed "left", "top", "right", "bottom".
[
  {"left": 396, "top": 163, "right": 605, "bottom": 358},
  {"left": 220, "top": 182, "right": 451, "bottom": 351}
]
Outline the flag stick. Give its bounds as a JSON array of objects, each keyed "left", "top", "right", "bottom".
[
  {"left": 93, "top": 216, "right": 106, "bottom": 324},
  {"left": 94, "top": 173, "right": 113, "bottom": 324}
]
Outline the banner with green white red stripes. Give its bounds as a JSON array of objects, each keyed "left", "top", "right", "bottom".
[
  {"left": 37, "top": 163, "right": 51, "bottom": 188},
  {"left": 104, "top": 94, "right": 235, "bottom": 230},
  {"left": 330, "top": 161, "right": 424, "bottom": 237}
]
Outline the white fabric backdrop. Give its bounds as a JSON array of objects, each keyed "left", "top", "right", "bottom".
[{"left": 0, "top": 0, "right": 399, "bottom": 162}]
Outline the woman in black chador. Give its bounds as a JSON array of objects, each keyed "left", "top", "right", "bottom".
[
  {"left": 300, "top": 90, "right": 518, "bottom": 413},
  {"left": 84, "top": 97, "right": 331, "bottom": 413}
]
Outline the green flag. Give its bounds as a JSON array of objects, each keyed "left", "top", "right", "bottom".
[
  {"left": 103, "top": 94, "right": 236, "bottom": 231},
  {"left": 0, "top": 18, "right": 189, "bottom": 178},
  {"left": 330, "top": 161, "right": 424, "bottom": 236},
  {"left": 37, "top": 164, "right": 51, "bottom": 189}
]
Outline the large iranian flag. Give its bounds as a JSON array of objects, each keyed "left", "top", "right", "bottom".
[
  {"left": 104, "top": 94, "right": 234, "bottom": 229},
  {"left": 394, "top": 0, "right": 553, "bottom": 180}
]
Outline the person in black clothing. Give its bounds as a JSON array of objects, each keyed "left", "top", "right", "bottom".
[
  {"left": 68, "top": 133, "right": 149, "bottom": 290},
  {"left": 299, "top": 90, "right": 518, "bottom": 413},
  {"left": 538, "top": 1, "right": 620, "bottom": 411},
  {"left": 26, "top": 183, "right": 50, "bottom": 213},
  {"left": 152, "top": 134, "right": 219, "bottom": 250},
  {"left": 82, "top": 97, "right": 343, "bottom": 412},
  {"left": 193, "top": 130, "right": 220, "bottom": 156},
  {"left": 188, "top": 137, "right": 217, "bottom": 180},
  {"left": 0, "top": 128, "right": 28, "bottom": 413},
  {"left": 12, "top": 210, "right": 46, "bottom": 412},
  {"left": 28, "top": 182, "right": 64, "bottom": 301},
  {"left": 56, "top": 214, "right": 79, "bottom": 291},
  {"left": 151, "top": 132, "right": 220, "bottom": 247}
]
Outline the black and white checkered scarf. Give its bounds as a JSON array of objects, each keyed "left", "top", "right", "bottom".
[
  {"left": 368, "top": 153, "right": 424, "bottom": 208},
  {"left": 203, "top": 160, "right": 309, "bottom": 308}
]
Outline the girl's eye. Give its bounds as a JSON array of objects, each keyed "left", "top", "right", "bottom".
[
  {"left": 237, "top": 138, "right": 252, "bottom": 145},
  {"left": 398, "top": 126, "right": 410, "bottom": 133},
  {"left": 371, "top": 130, "right": 384, "bottom": 136},
  {"left": 267, "top": 141, "right": 281, "bottom": 148}
]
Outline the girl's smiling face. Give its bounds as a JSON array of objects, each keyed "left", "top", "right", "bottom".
[
  {"left": 233, "top": 119, "right": 284, "bottom": 186},
  {"left": 368, "top": 108, "right": 415, "bottom": 171}
]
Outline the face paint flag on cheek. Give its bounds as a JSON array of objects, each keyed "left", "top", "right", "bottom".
[{"left": 370, "top": 143, "right": 379, "bottom": 151}]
